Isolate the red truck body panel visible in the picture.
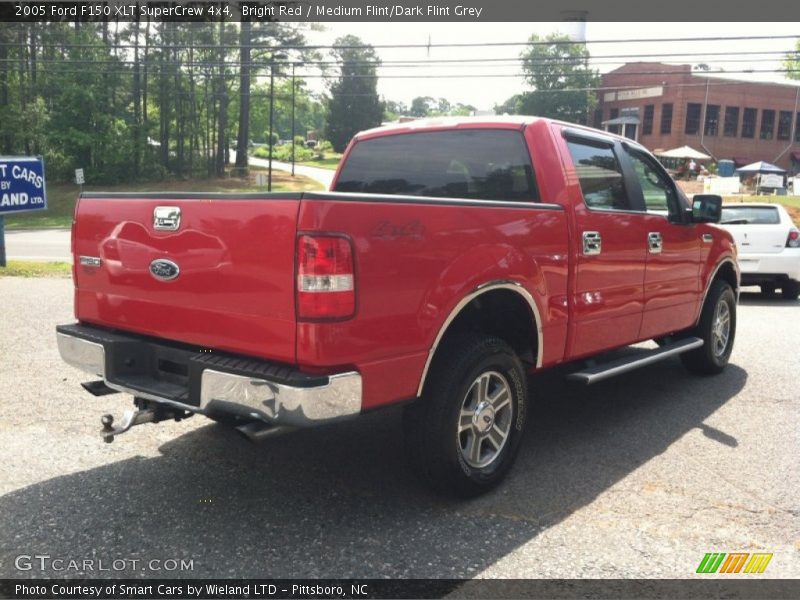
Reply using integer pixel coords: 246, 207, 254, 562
72, 196, 300, 363
296, 196, 570, 409
69, 116, 737, 413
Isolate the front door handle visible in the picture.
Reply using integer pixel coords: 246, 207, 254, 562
648, 232, 663, 254
583, 231, 602, 255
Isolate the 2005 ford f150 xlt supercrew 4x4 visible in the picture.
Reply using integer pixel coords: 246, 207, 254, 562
57, 117, 739, 496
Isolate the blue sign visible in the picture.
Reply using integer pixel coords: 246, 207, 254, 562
0, 156, 47, 215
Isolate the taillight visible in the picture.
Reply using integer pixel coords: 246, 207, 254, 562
296, 234, 356, 320
788, 228, 800, 248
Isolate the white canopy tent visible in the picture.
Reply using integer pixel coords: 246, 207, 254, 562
655, 146, 712, 161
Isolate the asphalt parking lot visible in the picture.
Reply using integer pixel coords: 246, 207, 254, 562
0, 277, 798, 581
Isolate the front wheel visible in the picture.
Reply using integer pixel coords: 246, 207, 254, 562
403, 333, 528, 497
681, 280, 736, 375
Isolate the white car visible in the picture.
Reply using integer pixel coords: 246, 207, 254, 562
719, 203, 800, 299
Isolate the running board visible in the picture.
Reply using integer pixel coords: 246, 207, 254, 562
567, 337, 704, 385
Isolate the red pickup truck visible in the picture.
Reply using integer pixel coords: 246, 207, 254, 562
57, 117, 738, 496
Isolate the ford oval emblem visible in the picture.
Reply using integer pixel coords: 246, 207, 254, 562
149, 258, 180, 281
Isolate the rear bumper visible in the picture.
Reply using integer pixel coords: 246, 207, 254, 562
737, 249, 800, 283
56, 323, 362, 427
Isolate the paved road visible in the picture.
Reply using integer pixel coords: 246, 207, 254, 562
5, 157, 331, 263
245, 155, 335, 189
4, 228, 71, 262
0, 278, 798, 583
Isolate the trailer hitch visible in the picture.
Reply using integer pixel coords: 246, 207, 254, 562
100, 400, 192, 443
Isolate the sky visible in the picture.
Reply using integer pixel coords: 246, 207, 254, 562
289, 22, 800, 111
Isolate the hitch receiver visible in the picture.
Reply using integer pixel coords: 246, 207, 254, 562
100, 400, 192, 443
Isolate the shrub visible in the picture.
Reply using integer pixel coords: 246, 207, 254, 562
252, 143, 314, 162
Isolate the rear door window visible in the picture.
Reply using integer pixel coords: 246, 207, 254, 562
565, 139, 632, 211
334, 129, 538, 202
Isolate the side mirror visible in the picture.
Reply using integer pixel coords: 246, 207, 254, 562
690, 194, 722, 223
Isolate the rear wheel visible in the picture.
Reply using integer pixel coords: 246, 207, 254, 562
404, 333, 528, 497
681, 280, 736, 375
781, 280, 800, 301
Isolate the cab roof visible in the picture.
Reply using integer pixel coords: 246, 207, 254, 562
355, 115, 542, 141
354, 114, 634, 146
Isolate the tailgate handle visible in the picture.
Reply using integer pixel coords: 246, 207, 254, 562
153, 206, 181, 231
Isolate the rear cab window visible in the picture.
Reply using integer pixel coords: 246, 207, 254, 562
721, 206, 781, 225
334, 129, 538, 202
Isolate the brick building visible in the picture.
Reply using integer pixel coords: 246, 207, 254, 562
595, 63, 800, 172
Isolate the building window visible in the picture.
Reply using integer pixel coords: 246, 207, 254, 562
608, 108, 620, 135
777, 111, 793, 141
685, 103, 702, 135
760, 109, 775, 140
742, 108, 757, 139
796, 113, 800, 142
723, 107, 739, 137
660, 103, 673, 134
642, 105, 654, 135
593, 108, 602, 129
704, 105, 720, 136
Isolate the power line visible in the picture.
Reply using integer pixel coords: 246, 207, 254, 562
3, 53, 798, 70
1, 33, 798, 51
7, 66, 798, 78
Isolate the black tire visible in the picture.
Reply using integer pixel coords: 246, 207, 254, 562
781, 280, 800, 301
403, 333, 528, 498
760, 283, 776, 297
680, 280, 736, 375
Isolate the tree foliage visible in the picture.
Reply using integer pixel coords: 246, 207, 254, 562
325, 35, 383, 153
409, 96, 435, 117
395, 96, 476, 119
234, 21, 310, 172
498, 33, 599, 124
785, 40, 800, 80
0, 21, 321, 184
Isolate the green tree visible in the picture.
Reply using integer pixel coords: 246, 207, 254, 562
494, 94, 522, 115
450, 102, 476, 116
246, 78, 324, 143
234, 21, 309, 173
409, 96, 434, 117
325, 35, 383, 152
514, 33, 599, 124
785, 40, 800, 80
383, 99, 407, 121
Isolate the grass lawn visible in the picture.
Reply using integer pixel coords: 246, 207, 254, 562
3, 169, 323, 230
297, 155, 342, 170
0, 260, 71, 278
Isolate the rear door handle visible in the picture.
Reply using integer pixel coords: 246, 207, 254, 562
582, 231, 602, 255
648, 232, 663, 254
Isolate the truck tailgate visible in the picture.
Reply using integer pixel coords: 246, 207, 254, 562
72, 194, 299, 364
